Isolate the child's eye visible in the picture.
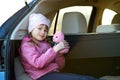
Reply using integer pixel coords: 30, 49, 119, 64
38, 28, 42, 30
44, 29, 48, 32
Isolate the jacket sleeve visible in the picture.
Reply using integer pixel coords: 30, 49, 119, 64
20, 42, 57, 69
55, 54, 65, 70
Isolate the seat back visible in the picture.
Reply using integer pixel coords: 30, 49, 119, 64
96, 13, 120, 33
15, 57, 32, 80
96, 24, 120, 33
112, 14, 120, 24
13, 40, 32, 80
62, 12, 87, 34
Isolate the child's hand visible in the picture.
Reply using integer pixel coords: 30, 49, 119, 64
63, 40, 69, 49
53, 40, 69, 53
53, 41, 65, 53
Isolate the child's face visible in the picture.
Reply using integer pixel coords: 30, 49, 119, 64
31, 24, 48, 41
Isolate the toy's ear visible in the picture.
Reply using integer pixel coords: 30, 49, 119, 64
53, 31, 64, 38
57, 31, 64, 36
61, 32, 64, 36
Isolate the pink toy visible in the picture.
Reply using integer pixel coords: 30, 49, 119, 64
53, 31, 69, 54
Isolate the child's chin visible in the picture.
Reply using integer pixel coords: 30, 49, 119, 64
38, 38, 44, 41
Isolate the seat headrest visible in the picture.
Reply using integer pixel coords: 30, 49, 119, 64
62, 12, 87, 34
96, 24, 120, 33
112, 14, 120, 24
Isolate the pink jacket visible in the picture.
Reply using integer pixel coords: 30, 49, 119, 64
19, 35, 67, 80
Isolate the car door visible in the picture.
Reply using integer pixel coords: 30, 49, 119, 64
0, 0, 36, 80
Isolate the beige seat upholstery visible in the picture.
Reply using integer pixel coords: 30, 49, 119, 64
112, 14, 120, 24
100, 76, 120, 80
15, 57, 32, 80
96, 24, 120, 33
96, 13, 120, 33
62, 12, 87, 34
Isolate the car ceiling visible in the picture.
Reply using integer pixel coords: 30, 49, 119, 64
38, 0, 120, 14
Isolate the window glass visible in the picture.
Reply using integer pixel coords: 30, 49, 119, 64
0, 0, 32, 27
102, 9, 117, 25
48, 6, 92, 35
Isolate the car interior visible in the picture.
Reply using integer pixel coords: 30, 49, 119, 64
0, 0, 120, 80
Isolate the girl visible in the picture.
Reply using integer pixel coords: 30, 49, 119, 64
19, 13, 99, 80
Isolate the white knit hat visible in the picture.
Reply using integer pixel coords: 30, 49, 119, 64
28, 13, 50, 33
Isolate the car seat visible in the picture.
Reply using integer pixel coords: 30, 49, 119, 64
96, 14, 120, 80
111, 13, 120, 24
96, 24, 120, 33
96, 13, 120, 33
62, 12, 87, 34
15, 56, 32, 80
100, 76, 120, 80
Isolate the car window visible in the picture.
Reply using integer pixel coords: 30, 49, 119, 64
102, 9, 117, 25
48, 6, 93, 36
0, 0, 33, 27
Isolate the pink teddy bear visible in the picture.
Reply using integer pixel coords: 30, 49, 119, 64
53, 31, 69, 54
